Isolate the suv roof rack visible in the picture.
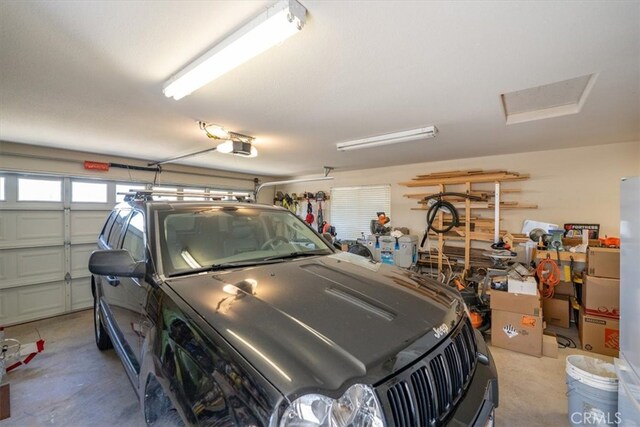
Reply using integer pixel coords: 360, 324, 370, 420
119, 190, 253, 203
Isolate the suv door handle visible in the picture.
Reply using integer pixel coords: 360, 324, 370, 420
107, 276, 120, 286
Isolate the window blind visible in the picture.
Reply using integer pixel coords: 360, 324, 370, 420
330, 185, 391, 240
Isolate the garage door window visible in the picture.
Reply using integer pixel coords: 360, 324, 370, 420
72, 181, 107, 203
18, 178, 62, 201
330, 185, 391, 240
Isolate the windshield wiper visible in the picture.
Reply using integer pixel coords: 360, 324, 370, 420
263, 250, 331, 262
168, 259, 286, 278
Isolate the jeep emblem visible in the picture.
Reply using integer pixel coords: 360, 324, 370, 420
433, 323, 449, 339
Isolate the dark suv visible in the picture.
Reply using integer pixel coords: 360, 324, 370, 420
89, 192, 498, 427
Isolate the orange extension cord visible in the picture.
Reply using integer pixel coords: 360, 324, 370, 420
536, 258, 561, 298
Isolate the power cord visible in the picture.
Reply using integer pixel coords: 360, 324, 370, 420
556, 334, 577, 349
537, 255, 560, 298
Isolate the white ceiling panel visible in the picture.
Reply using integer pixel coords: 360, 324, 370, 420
1, 1, 638, 176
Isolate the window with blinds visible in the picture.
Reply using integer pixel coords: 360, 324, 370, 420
330, 185, 391, 240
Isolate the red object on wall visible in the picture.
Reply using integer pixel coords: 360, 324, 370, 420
83, 161, 110, 171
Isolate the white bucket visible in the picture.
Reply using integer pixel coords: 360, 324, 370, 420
566, 355, 619, 426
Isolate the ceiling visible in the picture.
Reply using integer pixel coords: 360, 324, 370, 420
1, 1, 638, 177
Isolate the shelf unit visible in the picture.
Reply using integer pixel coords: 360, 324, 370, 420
400, 169, 537, 275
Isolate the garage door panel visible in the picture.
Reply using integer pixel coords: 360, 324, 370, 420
71, 244, 96, 278
70, 211, 109, 244
0, 247, 65, 289
0, 214, 5, 242
0, 213, 14, 246
2, 175, 122, 325
17, 211, 64, 242
71, 277, 92, 310
0, 252, 7, 282
0, 250, 16, 286
0, 211, 64, 249
17, 247, 64, 278
17, 282, 66, 317
0, 281, 66, 325
0, 292, 7, 319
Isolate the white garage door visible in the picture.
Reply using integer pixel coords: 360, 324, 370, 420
0, 174, 253, 325
0, 174, 112, 325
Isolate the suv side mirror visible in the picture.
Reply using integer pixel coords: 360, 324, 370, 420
89, 249, 145, 278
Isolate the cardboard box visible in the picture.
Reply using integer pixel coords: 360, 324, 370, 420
579, 308, 620, 357
584, 275, 620, 318
587, 247, 620, 279
508, 276, 537, 295
552, 280, 575, 297
543, 295, 571, 328
563, 223, 600, 239
543, 333, 558, 358
491, 309, 543, 357
491, 289, 541, 316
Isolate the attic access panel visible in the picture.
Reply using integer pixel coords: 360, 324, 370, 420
501, 74, 597, 125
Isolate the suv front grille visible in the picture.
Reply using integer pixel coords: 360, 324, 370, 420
379, 319, 477, 427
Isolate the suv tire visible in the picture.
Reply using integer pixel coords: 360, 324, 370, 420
94, 292, 113, 350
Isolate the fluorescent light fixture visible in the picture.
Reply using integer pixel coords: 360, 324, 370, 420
336, 126, 438, 151
163, 0, 307, 100
216, 140, 258, 157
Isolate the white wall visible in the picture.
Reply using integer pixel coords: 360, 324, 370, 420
279, 141, 640, 239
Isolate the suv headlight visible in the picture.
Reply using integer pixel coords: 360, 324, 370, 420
280, 384, 384, 427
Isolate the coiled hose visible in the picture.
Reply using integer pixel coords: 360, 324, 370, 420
420, 192, 484, 247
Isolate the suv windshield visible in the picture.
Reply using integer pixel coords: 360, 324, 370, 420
157, 205, 333, 276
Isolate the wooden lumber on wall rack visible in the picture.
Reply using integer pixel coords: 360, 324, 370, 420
400, 171, 529, 187
404, 189, 521, 199
426, 230, 529, 243
414, 169, 488, 179
403, 169, 535, 275
411, 202, 537, 210
443, 245, 495, 268
417, 245, 496, 269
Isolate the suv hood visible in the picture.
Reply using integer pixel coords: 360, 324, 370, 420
166, 252, 464, 400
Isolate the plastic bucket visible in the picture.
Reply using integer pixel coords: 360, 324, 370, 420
566, 355, 619, 426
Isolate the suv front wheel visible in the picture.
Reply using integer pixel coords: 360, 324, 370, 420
94, 287, 113, 350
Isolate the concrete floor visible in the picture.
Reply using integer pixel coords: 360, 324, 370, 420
2, 310, 613, 427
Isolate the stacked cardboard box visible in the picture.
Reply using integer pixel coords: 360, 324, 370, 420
543, 294, 571, 328
587, 247, 620, 279
491, 290, 543, 357
581, 247, 620, 357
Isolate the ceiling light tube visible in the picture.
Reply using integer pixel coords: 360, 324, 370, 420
163, 0, 307, 100
336, 126, 438, 151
